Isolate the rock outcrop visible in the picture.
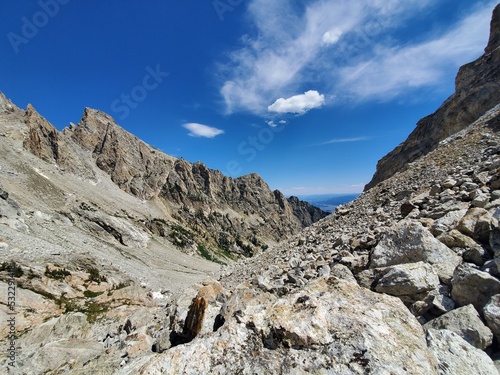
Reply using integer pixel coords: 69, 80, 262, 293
142, 275, 439, 374
365, 4, 500, 190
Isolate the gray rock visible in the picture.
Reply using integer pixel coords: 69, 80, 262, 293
401, 201, 418, 217
472, 193, 490, 208
431, 209, 467, 236
426, 329, 498, 375
370, 220, 461, 284
140, 277, 438, 374
491, 225, 500, 257
431, 294, 455, 315
442, 178, 457, 189
374, 262, 440, 302
483, 258, 500, 277
451, 263, 500, 311
483, 294, 500, 342
463, 245, 490, 267
424, 304, 493, 349
457, 207, 495, 243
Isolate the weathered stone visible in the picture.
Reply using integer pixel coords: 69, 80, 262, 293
140, 278, 438, 374
472, 193, 490, 208
442, 178, 457, 189
463, 245, 490, 267
484, 294, 500, 342
431, 209, 468, 236
401, 201, 418, 217
451, 263, 500, 311
483, 258, 500, 277
491, 224, 500, 256
77, 209, 150, 248
457, 207, 495, 243
431, 294, 455, 315
339, 254, 369, 272
374, 262, 440, 302
424, 304, 493, 349
370, 220, 461, 283
426, 329, 498, 375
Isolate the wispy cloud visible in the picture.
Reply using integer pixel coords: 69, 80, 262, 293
337, 1, 496, 100
315, 136, 371, 146
182, 123, 224, 138
217, 0, 495, 114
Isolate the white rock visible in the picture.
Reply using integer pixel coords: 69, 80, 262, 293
426, 329, 498, 375
374, 261, 440, 300
370, 220, 461, 283
424, 304, 493, 349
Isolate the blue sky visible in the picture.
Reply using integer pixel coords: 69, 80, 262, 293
0, 0, 497, 195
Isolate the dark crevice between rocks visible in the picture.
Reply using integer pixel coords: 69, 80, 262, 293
94, 219, 125, 246
213, 314, 225, 332
263, 327, 286, 350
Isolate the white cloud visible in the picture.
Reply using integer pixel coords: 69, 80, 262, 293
268, 90, 325, 114
322, 29, 343, 45
319, 137, 370, 145
182, 123, 224, 138
217, 0, 495, 113
267, 120, 276, 127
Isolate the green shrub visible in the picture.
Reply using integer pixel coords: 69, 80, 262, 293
1, 261, 23, 277
86, 267, 107, 284
45, 266, 71, 280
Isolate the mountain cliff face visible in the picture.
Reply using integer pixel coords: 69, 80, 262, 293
365, 4, 500, 191
16, 100, 327, 259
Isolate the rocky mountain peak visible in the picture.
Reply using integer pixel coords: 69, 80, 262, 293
0, 91, 20, 114
23, 103, 62, 163
7, 94, 326, 263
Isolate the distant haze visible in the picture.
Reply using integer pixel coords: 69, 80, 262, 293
296, 193, 360, 213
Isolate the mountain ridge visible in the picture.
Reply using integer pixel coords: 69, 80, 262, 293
6, 94, 327, 260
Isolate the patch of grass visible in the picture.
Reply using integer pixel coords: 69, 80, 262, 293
198, 243, 212, 261
169, 223, 194, 248
84, 301, 110, 323
45, 266, 71, 280
56, 293, 79, 313
198, 244, 225, 265
218, 247, 236, 261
